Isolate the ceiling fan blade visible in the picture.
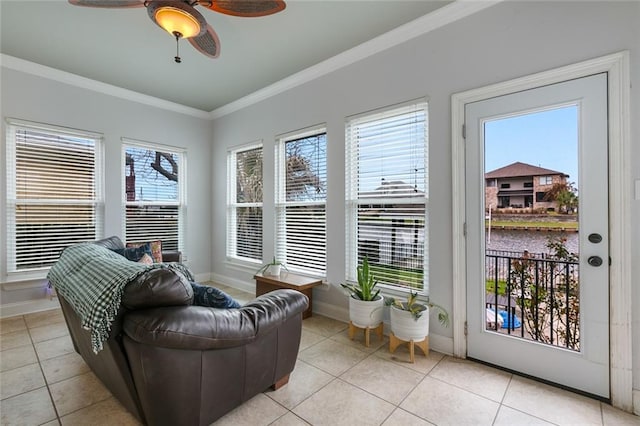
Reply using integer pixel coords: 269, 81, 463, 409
200, 0, 286, 17
68, 0, 145, 8
188, 24, 220, 59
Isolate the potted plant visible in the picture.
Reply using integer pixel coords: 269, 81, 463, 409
340, 257, 384, 346
256, 257, 288, 276
385, 291, 449, 362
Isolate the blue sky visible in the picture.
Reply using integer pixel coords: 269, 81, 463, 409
484, 105, 578, 184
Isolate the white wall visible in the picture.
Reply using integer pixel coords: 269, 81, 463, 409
211, 0, 639, 386
1, 0, 638, 403
0, 68, 213, 309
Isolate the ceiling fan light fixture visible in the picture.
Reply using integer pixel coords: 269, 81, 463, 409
155, 7, 198, 37
147, 1, 206, 39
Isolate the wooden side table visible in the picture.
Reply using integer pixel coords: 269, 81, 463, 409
254, 271, 322, 319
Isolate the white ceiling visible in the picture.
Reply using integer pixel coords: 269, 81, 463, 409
1, 1, 453, 113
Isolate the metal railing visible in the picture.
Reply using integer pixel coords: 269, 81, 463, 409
485, 252, 580, 351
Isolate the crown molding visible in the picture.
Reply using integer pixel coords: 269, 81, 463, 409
0, 54, 211, 120
210, 0, 502, 119
1, 1, 500, 121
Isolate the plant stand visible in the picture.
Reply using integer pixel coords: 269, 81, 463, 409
348, 321, 384, 347
389, 331, 429, 363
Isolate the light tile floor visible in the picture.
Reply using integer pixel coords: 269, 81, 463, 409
1, 284, 639, 426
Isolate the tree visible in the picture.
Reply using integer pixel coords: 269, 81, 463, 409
544, 182, 578, 213
285, 138, 325, 201
508, 236, 580, 350
151, 152, 178, 182
236, 148, 263, 203
125, 149, 178, 202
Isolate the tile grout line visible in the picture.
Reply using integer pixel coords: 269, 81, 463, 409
25, 314, 63, 425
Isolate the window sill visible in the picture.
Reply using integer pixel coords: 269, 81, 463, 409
377, 284, 428, 303
3, 269, 49, 286
1, 277, 49, 291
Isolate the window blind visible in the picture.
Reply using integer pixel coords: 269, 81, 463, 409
122, 141, 185, 253
5, 120, 103, 274
275, 129, 327, 276
227, 143, 263, 262
345, 100, 428, 292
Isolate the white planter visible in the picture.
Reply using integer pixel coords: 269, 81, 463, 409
349, 295, 384, 328
265, 264, 281, 276
390, 305, 429, 342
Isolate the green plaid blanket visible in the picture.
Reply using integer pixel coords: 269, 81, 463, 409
47, 243, 185, 354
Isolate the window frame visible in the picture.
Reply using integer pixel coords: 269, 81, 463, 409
121, 138, 186, 256
539, 176, 553, 185
5, 118, 104, 281
226, 141, 264, 266
275, 125, 327, 278
345, 99, 429, 296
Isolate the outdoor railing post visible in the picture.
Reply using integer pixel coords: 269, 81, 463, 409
565, 262, 570, 348
534, 259, 540, 341
549, 261, 555, 346
519, 257, 525, 338
507, 257, 513, 335
493, 255, 499, 331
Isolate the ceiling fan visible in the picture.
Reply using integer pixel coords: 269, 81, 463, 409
68, 1, 286, 63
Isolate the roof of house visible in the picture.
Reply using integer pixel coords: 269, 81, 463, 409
360, 180, 425, 198
485, 162, 568, 179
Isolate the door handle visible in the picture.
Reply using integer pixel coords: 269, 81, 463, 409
588, 256, 603, 267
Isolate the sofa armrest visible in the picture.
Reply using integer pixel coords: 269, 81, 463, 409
123, 289, 308, 350
162, 250, 182, 263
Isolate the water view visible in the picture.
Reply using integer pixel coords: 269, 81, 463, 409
486, 229, 579, 255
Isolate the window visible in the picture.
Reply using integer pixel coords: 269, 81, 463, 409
345, 100, 428, 293
122, 140, 185, 253
227, 143, 263, 262
536, 191, 548, 202
5, 119, 103, 276
523, 182, 533, 188
275, 127, 327, 276
500, 183, 511, 189
539, 176, 553, 185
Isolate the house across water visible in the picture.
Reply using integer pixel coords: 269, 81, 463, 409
485, 161, 568, 211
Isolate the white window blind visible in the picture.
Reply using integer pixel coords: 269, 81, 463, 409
345, 100, 428, 293
122, 141, 185, 253
275, 128, 327, 276
227, 143, 263, 262
5, 119, 103, 274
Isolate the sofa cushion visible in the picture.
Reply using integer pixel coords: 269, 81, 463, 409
123, 267, 193, 309
127, 240, 162, 263
93, 236, 125, 251
191, 283, 241, 309
138, 253, 153, 265
112, 244, 153, 262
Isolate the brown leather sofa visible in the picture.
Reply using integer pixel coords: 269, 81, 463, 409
56, 236, 309, 426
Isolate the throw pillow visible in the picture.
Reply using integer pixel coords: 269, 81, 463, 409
127, 240, 162, 263
111, 243, 153, 262
137, 253, 154, 265
191, 282, 241, 309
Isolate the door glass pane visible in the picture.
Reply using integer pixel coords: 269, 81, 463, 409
483, 105, 581, 351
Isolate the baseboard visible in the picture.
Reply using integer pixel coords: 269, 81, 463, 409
313, 299, 454, 355
0, 297, 61, 319
193, 272, 213, 283
209, 272, 254, 294
208, 272, 455, 355
313, 299, 350, 324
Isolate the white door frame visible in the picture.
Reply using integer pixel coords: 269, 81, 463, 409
451, 51, 632, 411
